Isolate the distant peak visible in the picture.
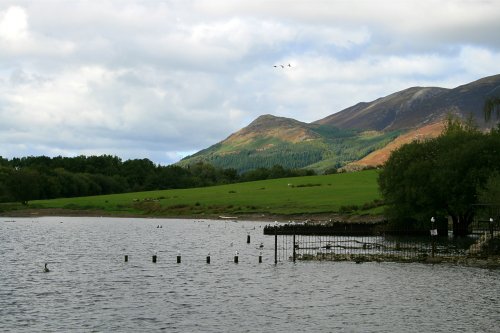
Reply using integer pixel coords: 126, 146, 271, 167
252, 114, 279, 122
224, 113, 317, 145
246, 114, 305, 129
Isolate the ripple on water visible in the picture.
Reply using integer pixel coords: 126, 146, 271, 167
0, 217, 499, 333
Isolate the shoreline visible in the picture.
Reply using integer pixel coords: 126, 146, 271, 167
0, 207, 385, 223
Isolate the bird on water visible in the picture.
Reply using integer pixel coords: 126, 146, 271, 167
44, 263, 50, 273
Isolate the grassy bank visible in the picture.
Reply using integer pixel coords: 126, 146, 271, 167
2, 170, 383, 219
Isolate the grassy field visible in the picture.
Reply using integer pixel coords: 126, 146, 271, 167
10, 170, 383, 219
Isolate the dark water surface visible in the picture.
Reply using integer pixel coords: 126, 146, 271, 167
1, 217, 499, 332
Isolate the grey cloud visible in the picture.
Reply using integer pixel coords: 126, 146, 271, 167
0, 0, 499, 165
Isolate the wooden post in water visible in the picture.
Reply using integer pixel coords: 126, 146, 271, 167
152, 255, 157, 263
124, 255, 128, 262
430, 217, 437, 258
274, 224, 278, 264
247, 234, 251, 244
293, 226, 296, 263
490, 218, 494, 239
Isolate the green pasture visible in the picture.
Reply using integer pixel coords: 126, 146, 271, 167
29, 170, 382, 217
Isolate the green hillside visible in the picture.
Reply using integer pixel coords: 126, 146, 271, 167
179, 115, 401, 173
22, 170, 382, 218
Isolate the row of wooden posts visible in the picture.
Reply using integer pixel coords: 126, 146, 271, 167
123, 252, 264, 264
123, 234, 268, 264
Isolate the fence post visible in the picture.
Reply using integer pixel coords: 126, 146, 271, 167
490, 218, 494, 238
430, 217, 437, 258
293, 225, 296, 263
490, 218, 494, 256
274, 225, 278, 265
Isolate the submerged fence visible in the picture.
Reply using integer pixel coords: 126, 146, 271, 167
275, 233, 472, 263
265, 222, 499, 263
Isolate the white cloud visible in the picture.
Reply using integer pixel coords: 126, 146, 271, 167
0, 6, 75, 58
458, 46, 500, 77
0, 0, 499, 164
0, 6, 28, 41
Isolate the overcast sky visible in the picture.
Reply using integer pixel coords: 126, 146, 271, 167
1, 0, 499, 165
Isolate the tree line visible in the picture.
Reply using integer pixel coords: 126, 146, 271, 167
0, 156, 315, 204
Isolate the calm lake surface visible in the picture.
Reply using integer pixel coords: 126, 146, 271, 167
1, 217, 499, 332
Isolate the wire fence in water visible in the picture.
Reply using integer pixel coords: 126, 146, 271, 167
273, 232, 480, 263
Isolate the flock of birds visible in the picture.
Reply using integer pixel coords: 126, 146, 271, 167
274, 63, 293, 68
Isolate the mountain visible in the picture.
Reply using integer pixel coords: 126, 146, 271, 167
315, 74, 500, 131
180, 74, 500, 173
178, 114, 401, 173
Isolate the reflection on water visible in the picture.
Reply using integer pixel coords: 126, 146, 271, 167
1, 217, 499, 332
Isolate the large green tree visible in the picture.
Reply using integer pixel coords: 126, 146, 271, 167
379, 118, 500, 236
7, 168, 41, 204
479, 173, 500, 207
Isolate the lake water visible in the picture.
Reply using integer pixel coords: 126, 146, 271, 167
1, 217, 499, 332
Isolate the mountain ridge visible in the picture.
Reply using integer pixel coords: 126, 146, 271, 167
179, 74, 500, 172
315, 74, 500, 131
